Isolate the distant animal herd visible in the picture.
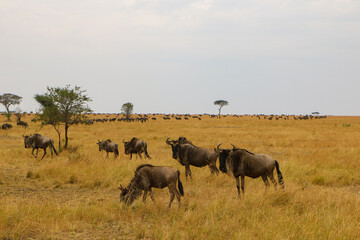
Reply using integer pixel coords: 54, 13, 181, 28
0, 113, 325, 208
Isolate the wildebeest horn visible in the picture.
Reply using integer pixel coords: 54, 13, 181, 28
166, 137, 171, 144
231, 144, 237, 150
217, 143, 223, 150
123, 139, 126, 143
119, 184, 124, 190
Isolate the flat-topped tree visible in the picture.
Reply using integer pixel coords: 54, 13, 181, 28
214, 100, 229, 118
35, 85, 92, 149
0, 93, 22, 121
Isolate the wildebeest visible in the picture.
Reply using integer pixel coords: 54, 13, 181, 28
216, 144, 284, 197
97, 139, 119, 158
123, 137, 151, 159
166, 138, 219, 179
23, 133, 58, 160
17, 121, 28, 128
119, 164, 184, 208
2, 123, 12, 130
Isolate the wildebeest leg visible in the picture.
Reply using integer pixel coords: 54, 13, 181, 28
209, 162, 219, 175
106, 152, 109, 158
268, 172, 278, 190
262, 175, 270, 188
240, 175, 245, 196
50, 146, 54, 157
171, 184, 181, 208
185, 165, 192, 180
236, 176, 241, 197
31, 148, 37, 158
168, 187, 175, 208
130, 153, 132, 160
40, 148, 47, 160
149, 189, 155, 203
142, 190, 148, 203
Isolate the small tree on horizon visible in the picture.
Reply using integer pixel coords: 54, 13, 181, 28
121, 102, 134, 120
214, 100, 229, 118
0, 93, 22, 121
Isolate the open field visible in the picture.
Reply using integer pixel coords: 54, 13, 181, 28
1, 114, 360, 239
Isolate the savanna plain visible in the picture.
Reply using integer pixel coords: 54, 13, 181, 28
0, 114, 359, 239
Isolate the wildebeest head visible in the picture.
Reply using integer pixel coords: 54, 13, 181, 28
166, 137, 192, 160
119, 184, 130, 202
23, 134, 31, 148
123, 139, 131, 154
166, 137, 179, 159
119, 172, 143, 205
215, 144, 236, 173
23, 134, 40, 149
97, 139, 111, 151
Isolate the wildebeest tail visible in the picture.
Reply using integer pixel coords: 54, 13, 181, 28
275, 160, 284, 188
177, 170, 184, 196
144, 143, 151, 159
51, 140, 58, 156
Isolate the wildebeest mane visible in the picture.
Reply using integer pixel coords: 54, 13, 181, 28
135, 164, 154, 172
130, 137, 138, 144
234, 148, 255, 155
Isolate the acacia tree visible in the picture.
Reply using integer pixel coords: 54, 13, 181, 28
35, 85, 92, 149
0, 93, 22, 121
34, 95, 63, 151
121, 102, 133, 120
214, 100, 229, 118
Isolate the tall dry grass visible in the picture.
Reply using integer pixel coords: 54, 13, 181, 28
0, 114, 359, 239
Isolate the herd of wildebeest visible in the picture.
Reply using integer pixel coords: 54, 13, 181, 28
19, 131, 285, 208
1, 113, 326, 208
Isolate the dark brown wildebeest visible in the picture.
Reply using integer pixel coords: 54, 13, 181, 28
166, 138, 219, 179
123, 137, 151, 159
119, 164, 184, 208
216, 144, 284, 197
23, 133, 58, 160
2, 123, 12, 130
17, 121, 28, 128
97, 139, 119, 158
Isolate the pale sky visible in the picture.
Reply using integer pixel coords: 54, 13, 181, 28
1, 0, 359, 115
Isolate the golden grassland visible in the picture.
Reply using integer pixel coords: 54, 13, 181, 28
0, 114, 359, 239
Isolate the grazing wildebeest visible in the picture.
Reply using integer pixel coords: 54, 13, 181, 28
17, 121, 28, 128
119, 164, 184, 208
23, 134, 58, 160
2, 123, 12, 130
216, 144, 284, 197
97, 139, 119, 158
123, 137, 151, 159
166, 138, 219, 179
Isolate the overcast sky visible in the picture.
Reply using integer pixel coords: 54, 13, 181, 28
1, 0, 359, 115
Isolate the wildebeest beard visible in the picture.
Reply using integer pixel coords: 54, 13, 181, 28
174, 144, 186, 165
